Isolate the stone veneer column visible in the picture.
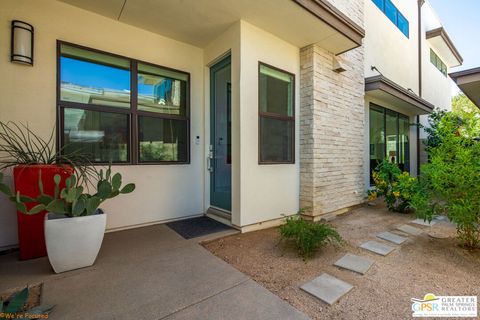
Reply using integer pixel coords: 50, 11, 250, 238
299, 0, 365, 220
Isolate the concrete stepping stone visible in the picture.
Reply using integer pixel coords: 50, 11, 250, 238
433, 215, 450, 222
396, 224, 423, 236
359, 240, 395, 256
410, 218, 437, 227
300, 273, 353, 305
376, 231, 407, 245
334, 253, 374, 275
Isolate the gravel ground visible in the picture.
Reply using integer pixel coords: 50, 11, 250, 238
203, 205, 480, 320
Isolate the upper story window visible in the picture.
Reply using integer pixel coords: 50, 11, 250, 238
258, 63, 295, 164
58, 42, 190, 164
372, 0, 410, 38
430, 49, 447, 77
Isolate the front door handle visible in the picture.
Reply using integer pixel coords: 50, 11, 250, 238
207, 146, 214, 172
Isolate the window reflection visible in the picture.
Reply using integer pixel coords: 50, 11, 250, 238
60, 45, 131, 109
137, 63, 188, 116
138, 116, 187, 162
63, 108, 129, 162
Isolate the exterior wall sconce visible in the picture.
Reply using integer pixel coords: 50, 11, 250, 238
11, 20, 34, 66
333, 57, 347, 73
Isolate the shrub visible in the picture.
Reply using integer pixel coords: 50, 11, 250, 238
411, 111, 480, 248
368, 160, 418, 213
279, 212, 342, 258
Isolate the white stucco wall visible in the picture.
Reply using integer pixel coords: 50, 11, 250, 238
203, 22, 242, 227
419, 1, 453, 139
0, 0, 205, 248
238, 21, 300, 227
364, 0, 419, 93
363, 0, 454, 177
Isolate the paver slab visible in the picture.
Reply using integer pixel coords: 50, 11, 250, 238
396, 224, 423, 236
359, 240, 395, 256
301, 273, 353, 305
377, 231, 407, 244
165, 280, 309, 320
334, 253, 374, 275
410, 219, 437, 226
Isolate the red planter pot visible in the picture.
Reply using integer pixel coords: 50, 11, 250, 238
14, 165, 73, 260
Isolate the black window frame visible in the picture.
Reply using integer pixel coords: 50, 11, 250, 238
369, 103, 410, 184
430, 49, 447, 77
258, 62, 295, 165
56, 40, 191, 165
372, 0, 410, 38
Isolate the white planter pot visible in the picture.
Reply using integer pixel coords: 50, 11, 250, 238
44, 211, 106, 273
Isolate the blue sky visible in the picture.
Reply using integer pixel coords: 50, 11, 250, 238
428, 0, 480, 95
429, 0, 480, 71
61, 57, 153, 95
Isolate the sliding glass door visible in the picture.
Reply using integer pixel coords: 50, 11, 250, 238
369, 104, 410, 183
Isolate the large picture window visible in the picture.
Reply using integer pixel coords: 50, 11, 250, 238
258, 63, 295, 164
369, 104, 410, 184
57, 41, 190, 164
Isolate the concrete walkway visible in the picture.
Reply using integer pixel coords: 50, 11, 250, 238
0, 224, 308, 320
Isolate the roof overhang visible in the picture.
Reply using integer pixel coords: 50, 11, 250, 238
292, 0, 365, 52
59, 0, 365, 54
365, 75, 434, 115
450, 68, 480, 108
426, 27, 463, 68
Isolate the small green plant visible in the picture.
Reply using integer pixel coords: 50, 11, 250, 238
0, 286, 54, 319
0, 166, 135, 217
368, 160, 418, 213
279, 211, 343, 258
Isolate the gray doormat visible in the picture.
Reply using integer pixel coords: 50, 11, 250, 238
167, 216, 233, 239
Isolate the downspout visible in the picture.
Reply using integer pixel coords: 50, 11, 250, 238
416, 0, 425, 176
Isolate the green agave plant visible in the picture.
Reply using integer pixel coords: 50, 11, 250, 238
0, 167, 135, 217
0, 121, 98, 186
0, 287, 54, 320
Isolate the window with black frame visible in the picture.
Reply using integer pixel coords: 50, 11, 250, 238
258, 63, 295, 164
372, 0, 409, 38
369, 104, 410, 184
58, 42, 190, 164
430, 49, 447, 77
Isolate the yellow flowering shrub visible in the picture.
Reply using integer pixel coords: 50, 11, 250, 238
368, 160, 419, 213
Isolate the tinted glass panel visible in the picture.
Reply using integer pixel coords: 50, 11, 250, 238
430, 49, 447, 77
260, 117, 293, 163
137, 63, 188, 116
60, 44, 131, 108
399, 116, 410, 172
63, 108, 129, 162
397, 12, 409, 37
372, 0, 384, 11
259, 65, 293, 116
430, 49, 437, 65
138, 116, 188, 162
369, 106, 385, 183
386, 110, 398, 164
385, 0, 398, 25
369, 105, 411, 184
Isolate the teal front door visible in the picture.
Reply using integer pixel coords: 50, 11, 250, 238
209, 56, 232, 212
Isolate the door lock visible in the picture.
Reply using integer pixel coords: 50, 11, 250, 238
207, 145, 214, 172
